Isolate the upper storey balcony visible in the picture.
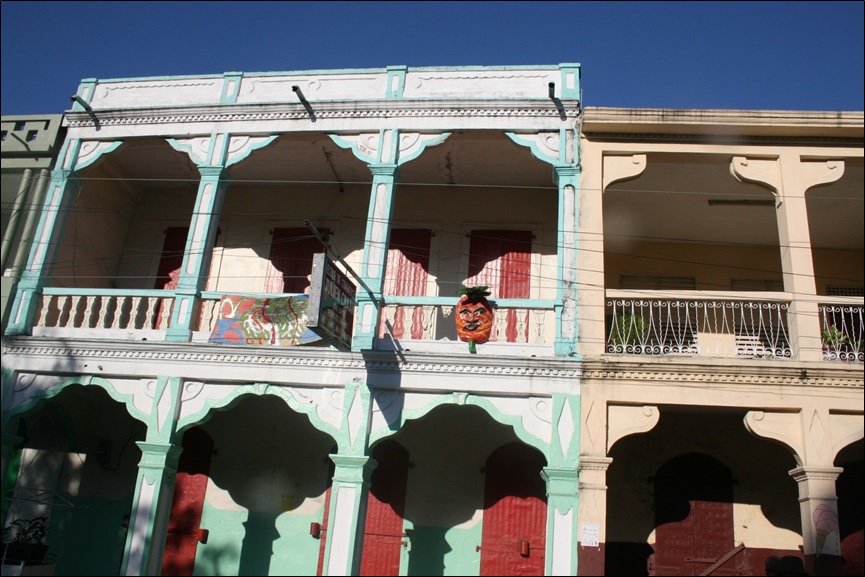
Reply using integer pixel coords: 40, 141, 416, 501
581, 108, 864, 363
17, 131, 563, 355
7, 61, 587, 358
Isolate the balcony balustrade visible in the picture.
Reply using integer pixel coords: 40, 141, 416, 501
25, 288, 863, 363
818, 301, 864, 362
32, 288, 174, 340
605, 290, 793, 359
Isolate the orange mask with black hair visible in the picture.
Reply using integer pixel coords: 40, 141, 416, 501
455, 286, 494, 353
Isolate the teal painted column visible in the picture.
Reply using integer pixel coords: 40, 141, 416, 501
4, 164, 80, 336
352, 162, 399, 350
4, 135, 122, 337
119, 377, 184, 576
542, 392, 581, 576
329, 129, 449, 352
322, 380, 376, 576
505, 127, 581, 358
164, 166, 228, 342
553, 166, 580, 357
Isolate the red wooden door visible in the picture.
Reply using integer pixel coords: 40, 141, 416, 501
161, 428, 213, 576
316, 485, 332, 576
650, 453, 736, 576
380, 229, 431, 339
467, 230, 532, 342
265, 227, 330, 293
480, 443, 547, 576
316, 441, 409, 576
154, 227, 188, 329
361, 440, 410, 575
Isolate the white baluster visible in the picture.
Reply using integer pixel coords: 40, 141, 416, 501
159, 297, 173, 329
532, 310, 545, 344
55, 295, 70, 327
129, 297, 142, 329
96, 296, 110, 328
110, 296, 124, 329
142, 297, 157, 329
423, 305, 436, 340
199, 300, 215, 332
515, 308, 528, 343
84, 296, 98, 328
37, 295, 53, 327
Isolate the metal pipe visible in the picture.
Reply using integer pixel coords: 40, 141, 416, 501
10, 169, 50, 279
0, 169, 34, 270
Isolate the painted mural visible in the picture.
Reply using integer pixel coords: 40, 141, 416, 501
209, 295, 322, 346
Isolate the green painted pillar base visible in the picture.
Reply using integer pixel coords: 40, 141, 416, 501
120, 442, 182, 576
542, 467, 580, 576
322, 455, 376, 576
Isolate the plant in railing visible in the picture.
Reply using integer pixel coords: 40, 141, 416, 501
821, 325, 849, 360
455, 286, 494, 354
1, 516, 50, 564
609, 313, 651, 353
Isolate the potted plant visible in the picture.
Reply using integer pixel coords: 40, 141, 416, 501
821, 325, 849, 360
609, 312, 650, 352
1, 517, 50, 565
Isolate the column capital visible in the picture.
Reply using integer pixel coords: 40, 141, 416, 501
331, 454, 376, 484
789, 466, 844, 484
542, 466, 580, 495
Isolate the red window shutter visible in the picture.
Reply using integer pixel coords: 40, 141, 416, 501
467, 231, 532, 342
265, 227, 329, 293
154, 227, 189, 291
380, 229, 431, 339
383, 229, 431, 297
467, 230, 532, 299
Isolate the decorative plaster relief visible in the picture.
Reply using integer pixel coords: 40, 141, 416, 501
829, 412, 865, 459
583, 401, 605, 454
65, 105, 576, 129
730, 156, 780, 194
74, 141, 123, 170
603, 154, 647, 191
529, 397, 553, 424
224, 135, 278, 167
744, 410, 805, 466
484, 396, 552, 446
801, 159, 844, 190
156, 381, 174, 434
176, 382, 244, 425
808, 409, 826, 457
237, 75, 386, 103
94, 80, 219, 109
557, 399, 575, 458
168, 136, 211, 165
404, 72, 553, 99
607, 405, 659, 452
181, 381, 205, 402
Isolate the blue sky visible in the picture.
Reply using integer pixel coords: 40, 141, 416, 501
2, 1, 863, 115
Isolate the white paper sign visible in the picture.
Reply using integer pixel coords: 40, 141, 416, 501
581, 522, 599, 547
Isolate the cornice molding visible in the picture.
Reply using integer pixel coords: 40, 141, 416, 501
1, 338, 581, 379
581, 131, 864, 147
65, 99, 581, 129
580, 358, 863, 388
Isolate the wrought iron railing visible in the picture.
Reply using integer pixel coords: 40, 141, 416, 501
818, 302, 864, 362
605, 292, 791, 358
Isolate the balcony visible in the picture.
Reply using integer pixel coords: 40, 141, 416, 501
27, 289, 560, 357
818, 300, 864, 362
605, 290, 792, 359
